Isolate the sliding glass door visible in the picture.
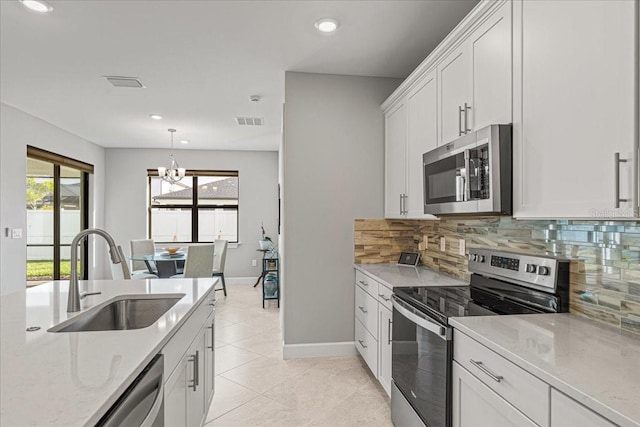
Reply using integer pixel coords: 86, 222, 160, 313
26, 148, 91, 285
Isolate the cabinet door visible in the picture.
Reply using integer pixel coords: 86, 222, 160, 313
378, 305, 392, 397
385, 102, 408, 218
439, 45, 470, 145
204, 313, 215, 406
469, 1, 512, 130
452, 362, 538, 427
164, 355, 189, 427
406, 70, 438, 218
187, 327, 207, 427
513, 0, 637, 218
551, 389, 616, 427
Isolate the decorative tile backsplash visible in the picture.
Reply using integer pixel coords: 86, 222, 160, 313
354, 217, 640, 335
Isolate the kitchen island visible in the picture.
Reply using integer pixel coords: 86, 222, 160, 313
0, 278, 217, 426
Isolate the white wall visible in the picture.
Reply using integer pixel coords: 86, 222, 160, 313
282, 72, 401, 356
104, 148, 278, 278
0, 103, 107, 296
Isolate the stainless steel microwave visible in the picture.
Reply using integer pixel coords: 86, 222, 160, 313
423, 124, 512, 215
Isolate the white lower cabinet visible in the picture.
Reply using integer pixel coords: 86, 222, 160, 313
454, 329, 620, 427
378, 305, 392, 396
551, 389, 616, 427
163, 290, 216, 427
452, 361, 537, 427
354, 269, 393, 397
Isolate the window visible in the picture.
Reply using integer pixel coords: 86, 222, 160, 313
26, 147, 91, 285
148, 171, 239, 243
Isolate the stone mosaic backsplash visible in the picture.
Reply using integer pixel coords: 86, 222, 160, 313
354, 217, 640, 335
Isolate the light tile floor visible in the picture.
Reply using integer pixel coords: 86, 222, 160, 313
206, 281, 393, 426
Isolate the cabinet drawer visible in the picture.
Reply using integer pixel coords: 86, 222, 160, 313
377, 282, 393, 310
551, 389, 616, 427
355, 270, 377, 298
453, 330, 549, 427
355, 284, 378, 338
355, 318, 378, 377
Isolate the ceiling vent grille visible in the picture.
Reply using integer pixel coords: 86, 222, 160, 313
235, 117, 264, 126
103, 76, 145, 88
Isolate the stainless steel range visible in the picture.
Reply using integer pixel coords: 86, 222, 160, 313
390, 248, 570, 427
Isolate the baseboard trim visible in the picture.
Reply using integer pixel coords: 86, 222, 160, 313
224, 277, 258, 285
283, 341, 357, 359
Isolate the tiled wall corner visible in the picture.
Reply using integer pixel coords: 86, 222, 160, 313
354, 217, 640, 335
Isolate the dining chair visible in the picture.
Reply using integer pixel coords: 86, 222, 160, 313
111, 246, 158, 280
171, 244, 215, 279
130, 239, 156, 275
212, 239, 228, 296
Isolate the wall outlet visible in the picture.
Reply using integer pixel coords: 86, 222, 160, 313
251, 259, 257, 267
5, 228, 22, 239
458, 238, 466, 256
440, 237, 446, 252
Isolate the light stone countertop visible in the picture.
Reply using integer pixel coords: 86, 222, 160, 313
0, 278, 217, 427
354, 263, 468, 289
450, 314, 640, 427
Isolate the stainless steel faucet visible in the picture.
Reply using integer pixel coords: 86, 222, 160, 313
68, 228, 122, 312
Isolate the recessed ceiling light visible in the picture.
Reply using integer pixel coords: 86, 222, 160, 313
150, 114, 163, 120
180, 140, 190, 145
19, 0, 53, 13
314, 18, 339, 33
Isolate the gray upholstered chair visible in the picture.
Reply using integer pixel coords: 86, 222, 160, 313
111, 246, 158, 280
130, 239, 156, 275
212, 239, 228, 296
171, 244, 215, 279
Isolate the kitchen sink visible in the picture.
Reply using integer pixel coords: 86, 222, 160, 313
48, 294, 185, 332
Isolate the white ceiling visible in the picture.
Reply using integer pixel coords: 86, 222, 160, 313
0, 0, 478, 151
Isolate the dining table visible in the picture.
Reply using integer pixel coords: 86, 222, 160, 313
129, 251, 187, 278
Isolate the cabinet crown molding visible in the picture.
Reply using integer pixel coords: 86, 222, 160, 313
381, 0, 508, 112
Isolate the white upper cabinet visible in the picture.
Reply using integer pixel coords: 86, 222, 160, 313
384, 102, 408, 218
439, 1, 512, 145
406, 70, 438, 218
469, 2, 512, 130
513, 0, 638, 218
439, 46, 471, 144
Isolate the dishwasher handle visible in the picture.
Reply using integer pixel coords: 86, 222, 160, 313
97, 354, 164, 427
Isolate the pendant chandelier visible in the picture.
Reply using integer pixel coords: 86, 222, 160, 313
158, 128, 185, 183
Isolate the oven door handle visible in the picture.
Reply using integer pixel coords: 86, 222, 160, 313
392, 295, 449, 341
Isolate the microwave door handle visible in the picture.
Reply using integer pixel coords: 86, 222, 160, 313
464, 149, 471, 201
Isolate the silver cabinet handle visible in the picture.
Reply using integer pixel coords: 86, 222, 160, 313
615, 152, 630, 208
358, 305, 368, 314
464, 102, 472, 133
378, 293, 390, 302
207, 324, 214, 351
459, 105, 464, 136
188, 351, 199, 390
470, 359, 503, 383
388, 318, 392, 345
357, 339, 367, 349
358, 280, 368, 287
403, 194, 408, 215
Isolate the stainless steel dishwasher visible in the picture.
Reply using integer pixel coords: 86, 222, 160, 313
96, 354, 164, 427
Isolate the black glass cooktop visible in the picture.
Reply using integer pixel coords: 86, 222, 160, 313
393, 275, 563, 326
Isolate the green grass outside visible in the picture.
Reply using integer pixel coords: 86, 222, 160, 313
27, 260, 76, 280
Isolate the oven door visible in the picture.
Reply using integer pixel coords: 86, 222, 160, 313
392, 295, 451, 427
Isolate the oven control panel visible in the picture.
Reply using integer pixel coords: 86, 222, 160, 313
467, 248, 569, 291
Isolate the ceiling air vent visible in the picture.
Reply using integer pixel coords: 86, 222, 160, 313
103, 76, 145, 88
235, 117, 264, 126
